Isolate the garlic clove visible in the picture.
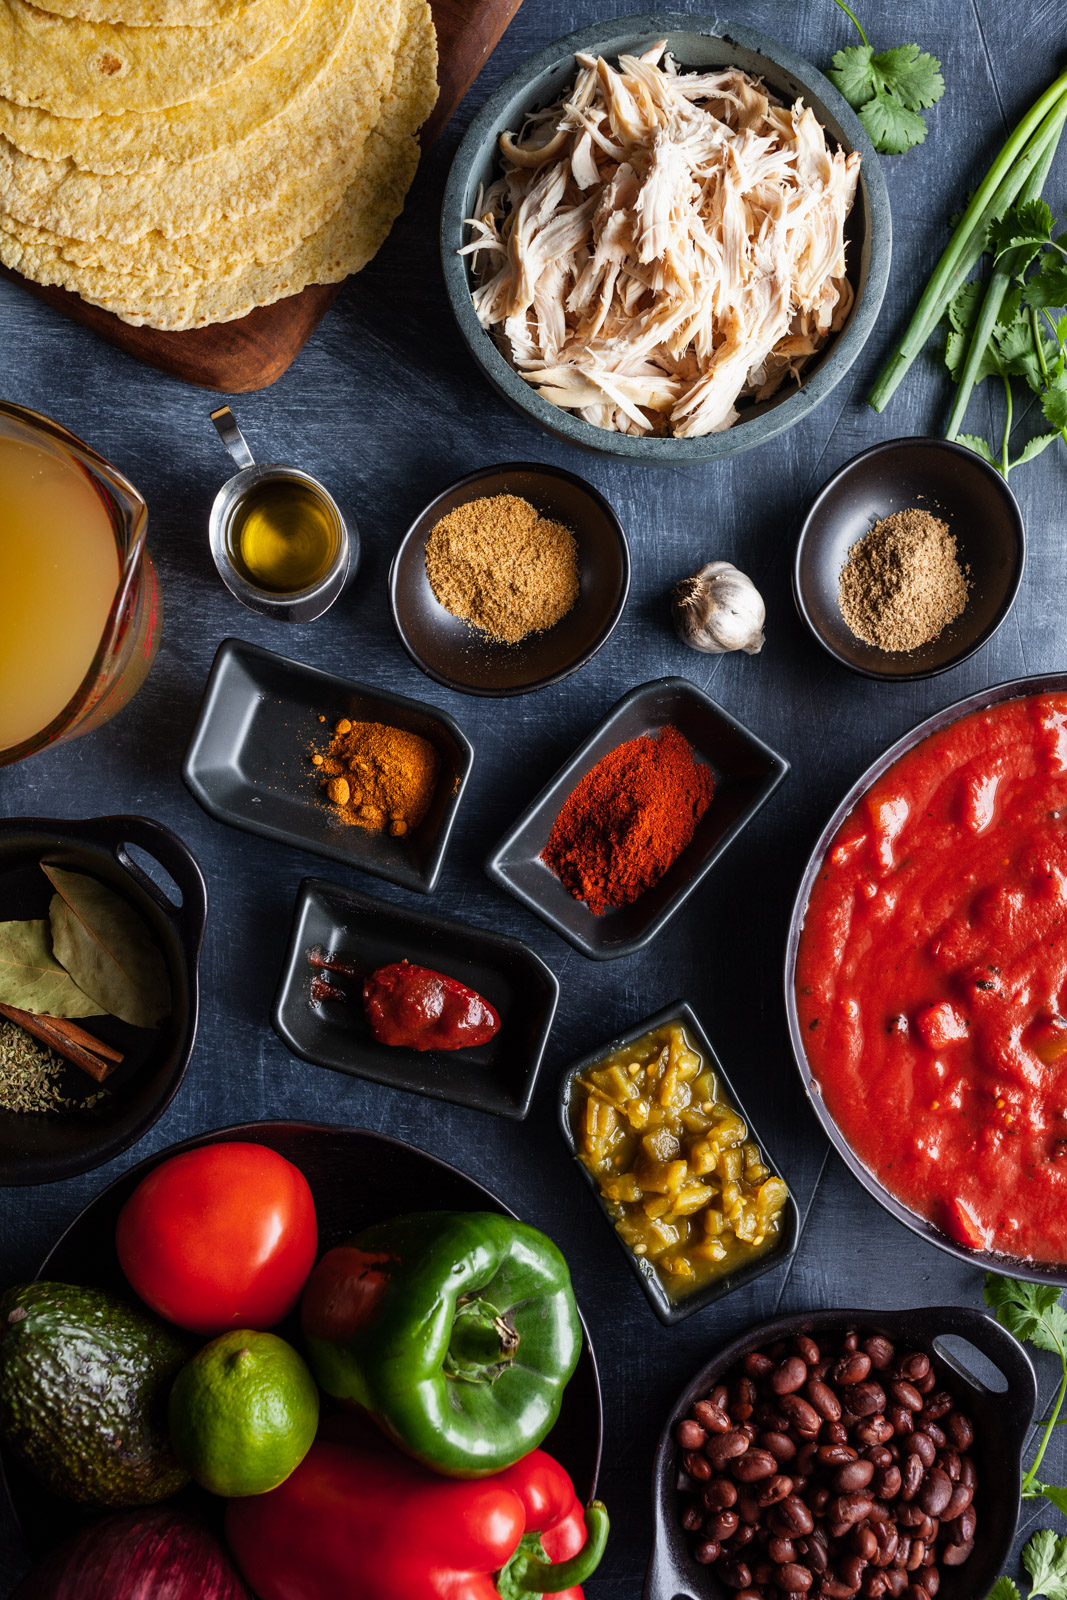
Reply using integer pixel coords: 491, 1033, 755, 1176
672, 560, 765, 655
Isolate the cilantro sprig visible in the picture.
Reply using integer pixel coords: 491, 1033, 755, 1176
984, 1278, 1067, 1598
828, 0, 945, 154
943, 195, 1067, 476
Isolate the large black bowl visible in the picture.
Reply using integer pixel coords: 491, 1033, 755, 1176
645, 1305, 1036, 1600
0, 815, 206, 1185
1, 1119, 603, 1560
785, 671, 1067, 1283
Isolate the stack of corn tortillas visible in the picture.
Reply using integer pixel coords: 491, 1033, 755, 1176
0, 0, 437, 328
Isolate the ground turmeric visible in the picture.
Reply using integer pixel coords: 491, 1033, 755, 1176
314, 717, 440, 837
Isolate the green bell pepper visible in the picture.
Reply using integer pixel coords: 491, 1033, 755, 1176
300, 1212, 582, 1478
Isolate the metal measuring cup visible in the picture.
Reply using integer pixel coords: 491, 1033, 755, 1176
208, 406, 358, 623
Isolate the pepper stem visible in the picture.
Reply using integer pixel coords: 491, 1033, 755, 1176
505, 1503, 610, 1595
443, 1297, 519, 1382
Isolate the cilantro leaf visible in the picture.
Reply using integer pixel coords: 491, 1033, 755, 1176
947, 280, 982, 334
872, 43, 945, 110
829, 45, 877, 107
957, 433, 998, 465
1023, 1529, 1067, 1599
1011, 431, 1060, 468
990, 198, 1055, 258
1042, 384, 1067, 432
827, 9, 944, 154
987, 1579, 1022, 1600
985, 1275, 1067, 1349
995, 315, 1045, 393
1037, 1482, 1067, 1518
1025, 257, 1067, 310
945, 326, 1001, 383
860, 96, 929, 154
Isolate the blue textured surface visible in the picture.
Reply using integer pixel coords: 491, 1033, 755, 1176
1, 1, 1066, 1593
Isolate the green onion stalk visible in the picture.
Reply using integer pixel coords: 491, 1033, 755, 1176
869, 70, 1067, 413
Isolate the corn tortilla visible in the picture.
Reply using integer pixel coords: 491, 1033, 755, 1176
0, 0, 359, 170
31, 0, 250, 25
0, 0, 308, 116
0, 0, 436, 327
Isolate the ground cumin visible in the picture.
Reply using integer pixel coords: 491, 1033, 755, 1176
425, 493, 580, 645
542, 725, 716, 915
838, 508, 969, 652
312, 718, 439, 837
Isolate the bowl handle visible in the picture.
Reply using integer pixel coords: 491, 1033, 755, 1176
643, 1462, 694, 1600
925, 1303, 1038, 1449
71, 814, 209, 972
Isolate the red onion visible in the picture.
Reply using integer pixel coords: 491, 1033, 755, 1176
11, 1507, 250, 1600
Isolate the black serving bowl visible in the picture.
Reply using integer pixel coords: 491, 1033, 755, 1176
794, 438, 1025, 680
486, 678, 788, 960
785, 670, 1067, 1284
271, 877, 559, 1119
644, 1304, 1036, 1600
1, 1119, 602, 1559
0, 815, 206, 1185
389, 463, 630, 696
559, 1001, 799, 1326
182, 638, 474, 894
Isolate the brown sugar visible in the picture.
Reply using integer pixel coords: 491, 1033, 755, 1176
424, 493, 580, 645
838, 508, 969, 652
314, 718, 440, 836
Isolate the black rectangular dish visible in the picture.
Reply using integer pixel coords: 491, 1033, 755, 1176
559, 999, 799, 1325
485, 677, 788, 959
182, 639, 474, 894
272, 877, 560, 1118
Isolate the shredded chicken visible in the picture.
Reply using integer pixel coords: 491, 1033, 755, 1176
461, 47, 860, 438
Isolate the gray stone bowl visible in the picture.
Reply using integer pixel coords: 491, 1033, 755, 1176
441, 12, 892, 465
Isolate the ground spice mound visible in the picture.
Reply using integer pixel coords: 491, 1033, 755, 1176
425, 493, 580, 645
542, 725, 716, 916
313, 718, 440, 837
838, 508, 969, 652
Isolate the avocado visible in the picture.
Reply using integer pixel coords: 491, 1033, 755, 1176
0, 1281, 191, 1506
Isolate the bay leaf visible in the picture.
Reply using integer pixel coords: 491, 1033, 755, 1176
0, 919, 107, 1016
44, 865, 172, 1029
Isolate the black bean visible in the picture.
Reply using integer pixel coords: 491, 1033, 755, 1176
773, 1356, 810, 1395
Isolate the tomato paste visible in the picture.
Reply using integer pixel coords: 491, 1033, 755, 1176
796, 692, 1067, 1264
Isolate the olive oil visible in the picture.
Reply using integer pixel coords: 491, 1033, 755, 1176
0, 435, 121, 751
226, 478, 339, 594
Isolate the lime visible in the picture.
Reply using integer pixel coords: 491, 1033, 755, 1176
169, 1329, 318, 1497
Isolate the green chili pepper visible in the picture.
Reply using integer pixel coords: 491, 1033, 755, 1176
299, 1212, 583, 1478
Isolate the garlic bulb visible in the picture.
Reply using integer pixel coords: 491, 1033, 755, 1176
672, 561, 765, 655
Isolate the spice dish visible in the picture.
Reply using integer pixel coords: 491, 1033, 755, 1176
182, 639, 473, 894
441, 13, 890, 463
272, 878, 559, 1119
644, 1305, 1037, 1600
794, 438, 1025, 681
389, 462, 630, 696
0, 815, 206, 1186
560, 1001, 797, 1326
786, 671, 1067, 1285
486, 678, 788, 960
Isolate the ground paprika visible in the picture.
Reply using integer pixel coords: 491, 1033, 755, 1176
541, 724, 715, 915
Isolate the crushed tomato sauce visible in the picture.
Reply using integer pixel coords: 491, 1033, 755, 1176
796, 692, 1067, 1264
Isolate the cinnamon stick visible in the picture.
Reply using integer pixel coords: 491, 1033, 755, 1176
0, 1004, 121, 1084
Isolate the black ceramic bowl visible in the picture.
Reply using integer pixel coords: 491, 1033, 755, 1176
1, 1119, 602, 1560
486, 678, 789, 960
794, 438, 1025, 680
441, 14, 891, 464
785, 670, 1067, 1285
0, 815, 205, 1186
644, 1305, 1036, 1600
389, 463, 630, 696
271, 877, 560, 1119
182, 639, 474, 894
559, 1001, 799, 1326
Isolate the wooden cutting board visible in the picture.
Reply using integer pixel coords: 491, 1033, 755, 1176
0, 0, 522, 391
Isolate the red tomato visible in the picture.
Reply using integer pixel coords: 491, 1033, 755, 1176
115, 1141, 318, 1335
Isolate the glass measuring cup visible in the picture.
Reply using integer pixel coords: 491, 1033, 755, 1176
0, 401, 161, 769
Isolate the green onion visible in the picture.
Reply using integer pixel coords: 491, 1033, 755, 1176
869, 70, 1067, 412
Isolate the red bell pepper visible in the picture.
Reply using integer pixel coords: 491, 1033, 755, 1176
224, 1417, 608, 1600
